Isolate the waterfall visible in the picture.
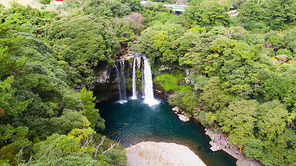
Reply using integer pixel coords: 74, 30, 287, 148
115, 61, 127, 103
142, 59, 144, 98
143, 56, 159, 106
131, 56, 137, 99
120, 61, 127, 101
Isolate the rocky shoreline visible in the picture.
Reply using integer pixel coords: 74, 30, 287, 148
205, 129, 264, 166
171, 106, 190, 122
125, 141, 206, 166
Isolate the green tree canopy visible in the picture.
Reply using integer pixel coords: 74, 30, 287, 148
218, 99, 258, 145
43, 16, 120, 87
79, 87, 105, 130
238, 2, 263, 28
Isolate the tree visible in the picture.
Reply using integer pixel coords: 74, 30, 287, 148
284, 30, 296, 53
238, 2, 263, 28
43, 16, 120, 87
0, 25, 31, 117
131, 24, 187, 63
257, 100, 288, 140
201, 2, 230, 26
266, 35, 283, 50
0, 77, 32, 117
218, 99, 258, 145
245, 34, 265, 46
20, 153, 107, 166
122, 0, 142, 12
176, 32, 214, 66
181, 2, 229, 28
0, 125, 31, 165
200, 77, 232, 112
264, 0, 296, 30
79, 87, 105, 130
259, 72, 290, 100
260, 128, 296, 166
244, 139, 264, 160
0, 25, 26, 79
49, 109, 88, 135
39, 0, 52, 4
232, 0, 247, 8
84, 0, 132, 17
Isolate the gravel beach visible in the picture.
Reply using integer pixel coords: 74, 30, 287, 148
125, 141, 207, 166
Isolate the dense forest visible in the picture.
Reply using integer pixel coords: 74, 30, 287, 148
1, 0, 296, 165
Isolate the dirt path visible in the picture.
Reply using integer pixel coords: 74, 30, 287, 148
205, 129, 263, 166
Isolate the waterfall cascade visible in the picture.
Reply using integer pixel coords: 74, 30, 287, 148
114, 54, 159, 106
120, 61, 127, 101
131, 56, 137, 99
143, 56, 159, 106
115, 61, 127, 103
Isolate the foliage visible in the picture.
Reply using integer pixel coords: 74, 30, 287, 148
146, 11, 174, 27
276, 49, 293, 60
20, 153, 106, 166
266, 35, 283, 50
83, 0, 132, 18
218, 100, 258, 145
257, 100, 288, 140
1, 4, 58, 31
154, 69, 191, 92
237, 2, 263, 29
176, 32, 215, 66
21, 133, 107, 166
168, 90, 199, 114
245, 34, 265, 46
180, 2, 230, 28
132, 23, 187, 63
244, 139, 264, 160
189, 25, 207, 34
119, 0, 142, 12
0, 25, 26, 79
43, 16, 120, 87
284, 30, 296, 53
39, 0, 52, 4
199, 77, 232, 112
79, 87, 105, 130
141, 3, 170, 26
109, 15, 142, 43
265, 0, 296, 30
3, 1, 296, 165
0, 76, 32, 117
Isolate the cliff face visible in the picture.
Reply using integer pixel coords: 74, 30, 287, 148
91, 59, 131, 102
90, 54, 195, 103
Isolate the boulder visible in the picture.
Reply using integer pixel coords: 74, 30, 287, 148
172, 106, 180, 113
178, 114, 189, 122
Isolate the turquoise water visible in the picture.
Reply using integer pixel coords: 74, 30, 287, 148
97, 98, 236, 166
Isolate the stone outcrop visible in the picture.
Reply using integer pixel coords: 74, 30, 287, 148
178, 114, 190, 122
172, 106, 190, 122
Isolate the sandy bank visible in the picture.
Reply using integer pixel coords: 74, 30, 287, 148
125, 141, 206, 166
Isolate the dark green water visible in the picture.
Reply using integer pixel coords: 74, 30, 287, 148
97, 98, 236, 166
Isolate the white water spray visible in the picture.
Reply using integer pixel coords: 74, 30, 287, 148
115, 61, 127, 104
131, 56, 137, 99
143, 56, 159, 106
